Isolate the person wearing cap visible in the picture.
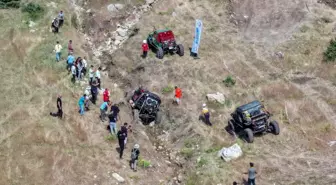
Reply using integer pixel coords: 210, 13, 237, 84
130, 144, 140, 172
142, 40, 149, 58
201, 104, 212, 126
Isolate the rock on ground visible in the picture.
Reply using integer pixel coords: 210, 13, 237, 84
206, 92, 225, 104
112, 173, 125, 183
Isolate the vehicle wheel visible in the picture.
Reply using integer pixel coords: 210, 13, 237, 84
157, 47, 164, 59
244, 128, 254, 143
269, 121, 280, 135
228, 119, 235, 132
177, 44, 184, 56
155, 111, 162, 124
133, 109, 139, 124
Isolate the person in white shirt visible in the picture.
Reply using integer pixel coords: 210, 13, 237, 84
89, 65, 94, 85
71, 65, 76, 83
82, 56, 88, 76
54, 41, 62, 62
96, 67, 101, 89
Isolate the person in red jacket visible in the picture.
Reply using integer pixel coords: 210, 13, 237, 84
174, 86, 182, 105
142, 40, 149, 58
103, 88, 110, 102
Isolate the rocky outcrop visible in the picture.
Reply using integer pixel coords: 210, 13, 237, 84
206, 92, 225, 104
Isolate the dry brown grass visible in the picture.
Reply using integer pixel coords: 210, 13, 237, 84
1, 0, 336, 185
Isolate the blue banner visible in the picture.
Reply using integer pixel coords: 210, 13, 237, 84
191, 19, 203, 54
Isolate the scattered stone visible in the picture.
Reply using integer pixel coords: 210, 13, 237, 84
177, 174, 183, 182
172, 12, 177, 17
112, 173, 125, 183
158, 146, 163, 150
94, 175, 97, 179
328, 140, 336, 147
218, 143, 243, 162
29, 21, 36, 28
146, 0, 155, 5
206, 92, 225, 104
114, 4, 124, 10
113, 83, 118, 88
107, 4, 124, 12
149, 121, 155, 127
275, 51, 284, 59
243, 15, 249, 19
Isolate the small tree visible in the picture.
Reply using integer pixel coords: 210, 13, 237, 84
324, 39, 336, 62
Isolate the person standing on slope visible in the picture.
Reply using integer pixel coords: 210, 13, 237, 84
142, 40, 149, 58
54, 41, 62, 62
103, 88, 110, 102
245, 162, 257, 185
130, 144, 140, 172
117, 128, 127, 159
100, 100, 110, 122
78, 94, 86, 115
174, 86, 182, 105
201, 103, 212, 126
58, 10, 64, 27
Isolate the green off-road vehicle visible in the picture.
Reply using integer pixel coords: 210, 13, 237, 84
228, 100, 280, 143
147, 29, 184, 59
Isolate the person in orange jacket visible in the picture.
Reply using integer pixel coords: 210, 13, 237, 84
174, 86, 182, 105
142, 40, 149, 58
103, 88, 110, 102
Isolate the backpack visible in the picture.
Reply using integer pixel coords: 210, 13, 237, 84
131, 149, 138, 160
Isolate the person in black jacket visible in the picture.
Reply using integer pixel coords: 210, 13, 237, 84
117, 129, 127, 159
90, 80, 98, 105
50, 94, 62, 119
130, 144, 140, 172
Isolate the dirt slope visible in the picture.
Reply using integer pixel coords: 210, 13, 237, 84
0, 0, 336, 185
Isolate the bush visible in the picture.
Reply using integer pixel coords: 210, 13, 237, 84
0, 0, 21, 9
180, 148, 193, 159
324, 39, 336, 62
105, 134, 116, 142
138, 157, 151, 168
223, 75, 236, 87
21, 2, 44, 20
162, 85, 174, 94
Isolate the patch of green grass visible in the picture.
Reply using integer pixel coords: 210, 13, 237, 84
21, 2, 44, 20
197, 157, 208, 167
138, 157, 151, 168
162, 85, 174, 94
321, 123, 332, 133
0, 0, 21, 9
105, 134, 117, 142
300, 25, 309, 33
324, 39, 336, 62
223, 75, 236, 87
180, 148, 193, 159
205, 146, 221, 153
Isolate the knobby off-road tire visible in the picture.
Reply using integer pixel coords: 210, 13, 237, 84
133, 109, 139, 124
155, 111, 162, 124
228, 119, 235, 133
244, 128, 254, 143
270, 121, 280, 135
177, 44, 184, 56
157, 47, 164, 59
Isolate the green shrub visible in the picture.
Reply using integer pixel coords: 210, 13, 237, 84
223, 75, 236, 87
105, 134, 116, 142
180, 148, 193, 159
138, 157, 151, 168
71, 13, 79, 29
0, 0, 21, 9
324, 39, 336, 62
162, 85, 174, 94
197, 157, 207, 167
21, 2, 44, 20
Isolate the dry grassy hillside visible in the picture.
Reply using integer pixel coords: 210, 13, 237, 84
0, 0, 336, 185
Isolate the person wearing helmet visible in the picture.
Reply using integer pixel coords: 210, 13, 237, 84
201, 103, 212, 126
142, 40, 149, 58
130, 144, 140, 172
